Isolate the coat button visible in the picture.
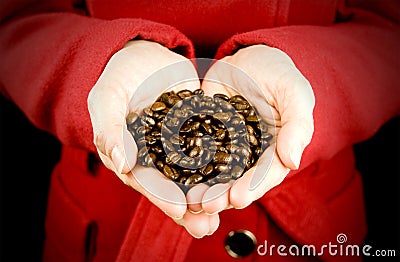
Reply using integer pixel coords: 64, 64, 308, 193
224, 230, 257, 258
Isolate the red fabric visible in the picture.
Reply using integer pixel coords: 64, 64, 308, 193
0, 1, 195, 152
215, 8, 400, 172
0, 0, 399, 261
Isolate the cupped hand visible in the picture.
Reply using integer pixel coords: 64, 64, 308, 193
188, 44, 315, 214
88, 40, 217, 238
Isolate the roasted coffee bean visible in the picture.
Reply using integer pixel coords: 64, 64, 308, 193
153, 112, 165, 120
226, 144, 240, 154
215, 164, 229, 173
193, 89, 204, 96
200, 113, 209, 120
144, 136, 157, 145
231, 165, 244, 179
249, 134, 258, 147
136, 126, 147, 136
181, 169, 196, 176
138, 146, 148, 158
254, 147, 263, 156
141, 116, 156, 126
230, 116, 245, 127
179, 123, 191, 133
214, 129, 226, 140
163, 140, 175, 152
161, 124, 173, 135
230, 95, 247, 103
191, 121, 201, 130
213, 152, 232, 164
261, 132, 273, 141
143, 108, 154, 117
151, 146, 164, 155
246, 125, 255, 135
185, 174, 203, 185
163, 165, 179, 180
159, 93, 169, 103
214, 112, 231, 122
257, 122, 269, 133
166, 151, 181, 165
201, 123, 213, 135
136, 137, 147, 148
174, 109, 184, 118
214, 93, 229, 101
231, 154, 241, 163
189, 146, 203, 158
218, 146, 229, 154
144, 153, 157, 166
126, 112, 139, 125
167, 95, 181, 107
203, 149, 214, 162
233, 102, 249, 110
178, 176, 187, 184
200, 164, 214, 176
192, 130, 204, 137
170, 134, 184, 145
246, 115, 259, 123
177, 89, 193, 99
127, 88, 274, 188
193, 136, 203, 147
216, 173, 232, 183
156, 160, 164, 170
261, 139, 270, 149
180, 156, 195, 167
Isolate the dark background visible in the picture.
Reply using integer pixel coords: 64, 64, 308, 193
0, 95, 399, 261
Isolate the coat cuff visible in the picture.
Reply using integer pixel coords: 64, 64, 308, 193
0, 14, 195, 152
56, 17, 195, 152
214, 13, 400, 170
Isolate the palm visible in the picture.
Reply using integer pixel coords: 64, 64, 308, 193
189, 45, 314, 212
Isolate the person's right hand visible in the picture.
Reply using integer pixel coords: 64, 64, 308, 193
87, 40, 219, 238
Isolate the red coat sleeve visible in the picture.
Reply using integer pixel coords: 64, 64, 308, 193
0, 1, 194, 152
215, 5, 400, 170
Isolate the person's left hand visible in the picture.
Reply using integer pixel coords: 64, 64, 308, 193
186, 44, 315, 215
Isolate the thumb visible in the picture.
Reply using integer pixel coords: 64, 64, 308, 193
276, 76, 315, 170
88, 85, 137, 174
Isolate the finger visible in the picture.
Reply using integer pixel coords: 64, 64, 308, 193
128, 61, 200, 113
229, 147, 289, 209
175, 211, 216, 238
129, 165, 187, 219
202, 183, 231, 215
186, 183, 209, 213
202, 59, 279, 127
275, 74, 315, 169
94, 125, 136, 175
201, 59, 239, 97
207, 213, 220, 235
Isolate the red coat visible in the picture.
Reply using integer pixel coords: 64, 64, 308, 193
0, 0, 399, 261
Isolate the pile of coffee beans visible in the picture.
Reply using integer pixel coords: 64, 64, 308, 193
127, 89, 272, 188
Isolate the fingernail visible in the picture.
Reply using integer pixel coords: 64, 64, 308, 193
111, 147, 125, 174
188, 208, 203, 215
289, 145, 302, 169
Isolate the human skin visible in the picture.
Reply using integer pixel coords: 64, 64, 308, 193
88, 41, 315, 238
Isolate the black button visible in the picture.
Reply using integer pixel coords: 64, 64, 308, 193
225, 230, 257, 258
